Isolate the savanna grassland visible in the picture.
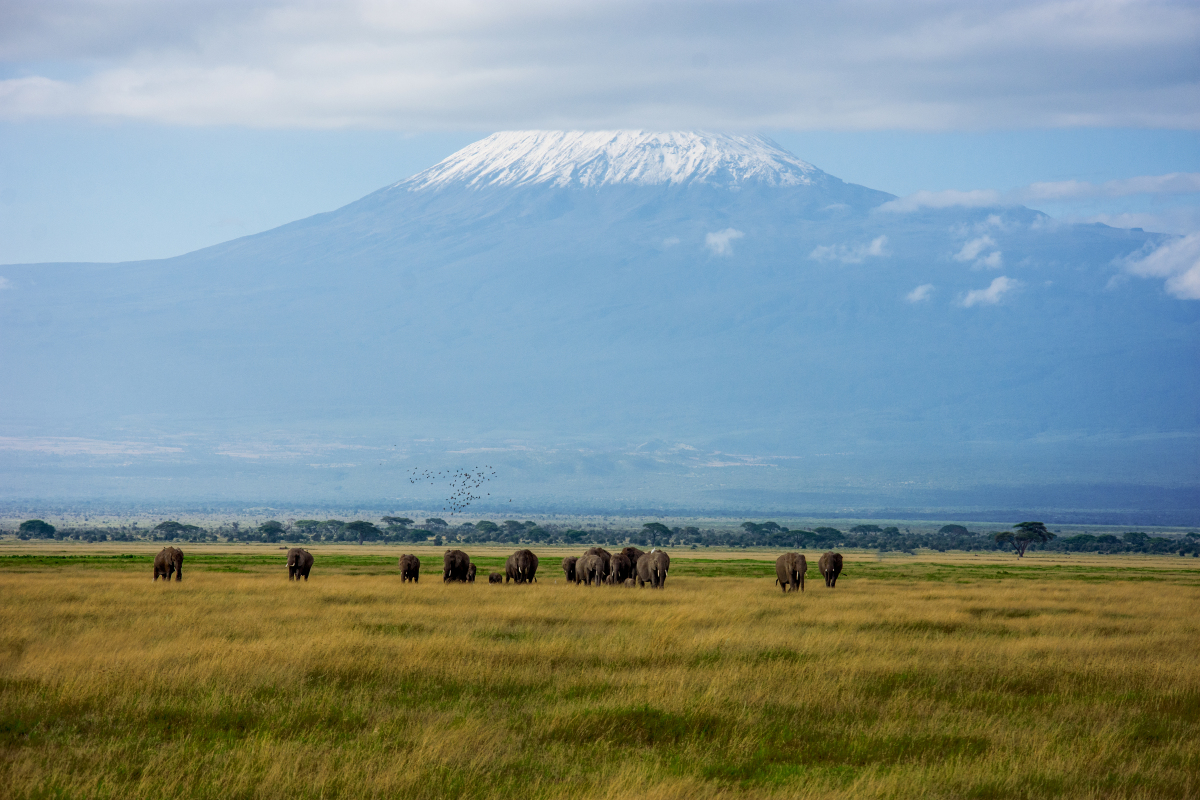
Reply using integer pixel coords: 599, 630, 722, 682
1, 544, 1198, 799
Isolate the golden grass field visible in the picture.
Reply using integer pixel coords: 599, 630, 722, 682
1, 543, 1198, 799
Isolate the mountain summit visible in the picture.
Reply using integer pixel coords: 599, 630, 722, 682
399, 131, 823, 191
0, 131, 1195, 517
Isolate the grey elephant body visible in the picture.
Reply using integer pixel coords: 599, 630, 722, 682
443, 549, 471, 582
608, 553, 633, 584
584, 547, 611, 581
775, 552, 807, 593
562, 556, 578, 582
576, 553, 604, 585
287, 548, 313, 581
153, 547, 183, 582
619, 547, 645, 569
488, 572, 503, 583
636, 550, 670, 588
468, 563, 477, 583
508, 549, 538, 583
819, 552, 843, 587
399, 554, 421, 583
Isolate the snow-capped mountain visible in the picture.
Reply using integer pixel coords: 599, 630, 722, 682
0, 132, 1195, 519
399, 131, 822, 190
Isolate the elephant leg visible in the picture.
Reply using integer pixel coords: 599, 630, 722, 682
800, 574, 804, 592
175, 569, 182, 582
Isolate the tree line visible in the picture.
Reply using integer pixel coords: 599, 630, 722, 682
8, 517, 1198, 556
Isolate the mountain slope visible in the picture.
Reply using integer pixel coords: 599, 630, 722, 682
0, 132, 1196, 518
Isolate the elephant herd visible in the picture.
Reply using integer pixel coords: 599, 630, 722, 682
774, 551, 843, 592
153, 544, 843, 592
562, 546, 670, 588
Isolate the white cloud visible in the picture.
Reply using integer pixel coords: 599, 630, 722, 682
954, 235, 996, 262
978, 250, 1003, 269
1021, 173, 1200, 201
880, 172, 1200, 229
1122, 234, 1200, 300
960, 276, 1019, 307
0, 1, 1197, 129
878, 189, 1003, 213
705, 228, 744, 256
953, 235, 1003, 268
809, 235, 888, 264
0, 277, 10, 290
906, 284, 934, 303
0, 436, 181, 455
662, 236, 680, 247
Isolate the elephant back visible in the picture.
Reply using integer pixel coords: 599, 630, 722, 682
619, 546, 645, 567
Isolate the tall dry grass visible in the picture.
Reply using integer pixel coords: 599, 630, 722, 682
1, 554, 1198, 798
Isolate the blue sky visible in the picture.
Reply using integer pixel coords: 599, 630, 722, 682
1, 0, 1198, 264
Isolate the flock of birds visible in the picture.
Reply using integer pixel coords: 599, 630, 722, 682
408, 465, 505, 514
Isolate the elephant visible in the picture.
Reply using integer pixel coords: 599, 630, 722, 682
488, 572, 503, 584
468, 563, 477, 583
624, 577, 637, 587
153, 547, 183, 582
636, 550, 670, 588
562, 556, 578, 583
584, 547, 611, 581
576, 553, 605, 585
398, 554, 421, 583
506, 549, 539, 584
443, 549, 471, 582
608, 552, 633, 584
819, 552, 843, 588
774, 552, 807, 593
287, 548, 313, 581
619, 546, 645, 569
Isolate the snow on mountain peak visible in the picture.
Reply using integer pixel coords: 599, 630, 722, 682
399, 131, 822, 191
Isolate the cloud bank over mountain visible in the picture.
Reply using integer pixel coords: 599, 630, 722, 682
2, 1, 1197, 130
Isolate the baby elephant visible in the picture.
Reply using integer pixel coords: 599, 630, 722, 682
468, 563, 477, 583
819, 552, 843, 588
287, 548, 314, 581
398, 553, 420, 583
488, 572, 503, 584
153, 547, 183, 582
775, 552, 807, 593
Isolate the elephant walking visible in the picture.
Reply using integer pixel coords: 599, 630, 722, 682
584, 547, 611, 582
153, 547, 183, 582
576, 553, 605, 585
505, 549, 538, 584
468, 563, 477, 583
399, 554, 420, 583
608, 553, 633, 584
287, 548, 313, 581
774, 552, 807, 593
562, 556, 578, 583
819, 552, 843, 587
636, 550, 670, 588
443, 550, 471, 582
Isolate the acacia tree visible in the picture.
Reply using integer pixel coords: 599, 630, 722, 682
643, 522, 671, 545
995, 521, 1055, 557
345, 520, 382, 545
